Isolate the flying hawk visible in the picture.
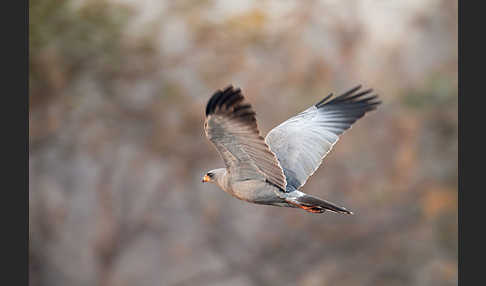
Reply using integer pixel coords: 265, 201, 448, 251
202, 85, 380, 214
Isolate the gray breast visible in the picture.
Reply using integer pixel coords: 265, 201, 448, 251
229, 179, 285, 205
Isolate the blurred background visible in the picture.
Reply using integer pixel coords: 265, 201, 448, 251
29, 0, 458, 285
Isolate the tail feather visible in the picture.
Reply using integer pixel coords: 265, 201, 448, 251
286, 193, 353, 214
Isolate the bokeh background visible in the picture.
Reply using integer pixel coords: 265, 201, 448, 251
29, 0, 458, 285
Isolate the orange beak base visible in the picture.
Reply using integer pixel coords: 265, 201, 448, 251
202, 175, 210, 183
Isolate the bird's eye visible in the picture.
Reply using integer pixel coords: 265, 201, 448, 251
207, 173, 214, 178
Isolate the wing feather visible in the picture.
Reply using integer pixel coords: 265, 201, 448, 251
204, 86, 287, 190
265, 85, 381, 191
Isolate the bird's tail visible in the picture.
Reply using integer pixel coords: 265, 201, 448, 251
286, 192, 353, 214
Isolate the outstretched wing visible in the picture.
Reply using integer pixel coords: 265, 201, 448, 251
265, 85, 381, 191
204, 85, 287, 190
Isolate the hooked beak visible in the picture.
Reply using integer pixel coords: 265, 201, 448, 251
202, 174, 210, 183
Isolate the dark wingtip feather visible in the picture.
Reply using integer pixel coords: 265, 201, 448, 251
315, 93, 333, 107
315, 85, 382, 110
205, 85, 243, 116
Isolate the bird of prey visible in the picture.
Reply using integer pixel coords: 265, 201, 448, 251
202, 85, 380, 214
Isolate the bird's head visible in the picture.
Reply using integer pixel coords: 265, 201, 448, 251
202, 168, 226, 184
